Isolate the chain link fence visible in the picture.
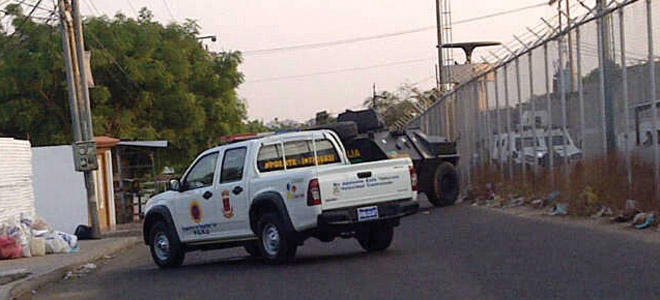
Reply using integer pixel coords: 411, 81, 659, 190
408, 0, 660, 211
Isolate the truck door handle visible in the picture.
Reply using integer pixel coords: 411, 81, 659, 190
203, 191, 213, 199
357, 171, 372, 179
232, 186, 243, 195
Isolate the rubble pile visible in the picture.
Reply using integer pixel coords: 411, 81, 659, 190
0, 213, 79, 260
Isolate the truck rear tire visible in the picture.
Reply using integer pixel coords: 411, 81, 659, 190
357, 225, 394, 252
149, 221, 185, 269
258, 213, 297, 264
427, 162, 459, 207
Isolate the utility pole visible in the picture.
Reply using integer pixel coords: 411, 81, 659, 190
58, 0, 102, 239
435, 0, 444, 93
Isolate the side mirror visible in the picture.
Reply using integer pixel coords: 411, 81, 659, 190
168, 179, 182, 192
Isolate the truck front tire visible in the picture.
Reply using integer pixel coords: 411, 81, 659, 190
258, 213, 297, 264
357, 225, 394, 252
427, 162, 459, 207
149, 221, 185, 269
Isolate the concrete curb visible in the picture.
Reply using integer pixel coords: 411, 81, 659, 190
0, 237, 140, 300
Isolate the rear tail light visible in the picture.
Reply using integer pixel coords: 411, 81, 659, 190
409, 166, 418, 191
307, 179, 322, 206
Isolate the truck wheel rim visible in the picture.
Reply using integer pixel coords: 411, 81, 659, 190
262, 224, 280, 256
154, 232, 170, 261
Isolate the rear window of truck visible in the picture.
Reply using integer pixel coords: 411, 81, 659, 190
315, 139, 340, 165
257, 138, 341, 173
257, 144, 284, 172
284, 140, 316, 170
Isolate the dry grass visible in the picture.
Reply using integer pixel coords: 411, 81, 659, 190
470, 154, 658, 216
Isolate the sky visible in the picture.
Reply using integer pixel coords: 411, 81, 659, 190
80, 0, 582, 123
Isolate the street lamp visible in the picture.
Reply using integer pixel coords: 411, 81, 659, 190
196, 35, 217, 42
196, 35, 217, 51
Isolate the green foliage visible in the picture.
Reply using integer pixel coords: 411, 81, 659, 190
363, 84, 437, 126
243, 120, 269, 133
0, 8, 258, 170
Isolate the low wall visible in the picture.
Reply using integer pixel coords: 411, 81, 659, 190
0, 138, 35, 223
32, 145, 87, 234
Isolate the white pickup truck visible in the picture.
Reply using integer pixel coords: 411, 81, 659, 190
143, 129, 419, 267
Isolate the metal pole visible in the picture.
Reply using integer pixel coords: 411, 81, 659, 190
576, 25, 586, 161
558, 34, 569, 168
619, 7, 632, 191
596, 7, 608, 156
71, 0, 101, 238
515, 57, 525, 180
528, 51, 538, 177
462, 89, 471, 186
504, 64, 513, 178
646, 0, 660, 203
435, 0, 444, 90
565, 0, 576, 92
59, 1, 82, 142
544, 43, 554, 172
435, 64, 440, 94
495, 69, 504, 174
484, 76, 492, 165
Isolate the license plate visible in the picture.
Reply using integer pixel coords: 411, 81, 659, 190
357, 206, 379, 221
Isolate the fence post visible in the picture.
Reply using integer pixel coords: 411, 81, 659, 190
618, 6, 632, 193
646, 0, 660, 203
576, 25, 586, 164
544, 43, 554, 175
514, 57, 525, 181
558, 29, 570, 191
528, 51, 538, 179
504, 64, 513, 178
596, 5, 609, 157
462, 88, 472, 187
495, 69, 504, 177
484, 71, 493, 166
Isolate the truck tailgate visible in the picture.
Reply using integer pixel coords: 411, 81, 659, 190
318, 158, 414, 211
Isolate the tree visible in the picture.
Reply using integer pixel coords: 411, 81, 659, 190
362, 84, 437, 126
0, 7, 254, 170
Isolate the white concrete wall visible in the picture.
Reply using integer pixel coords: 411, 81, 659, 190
0, 138, 35, 223
32, 145, 87, 234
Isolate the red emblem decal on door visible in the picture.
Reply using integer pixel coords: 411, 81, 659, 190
222, 190, 234, 219
190, 201, 203, 223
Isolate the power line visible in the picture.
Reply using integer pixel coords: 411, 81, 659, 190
242, 2, 548, 56
161, 0, 174, 20
0, 0, 43, 61
84, 29, 138, 94
245, 57, 434, 84
0, 7, 54, 20
410, 74, 436, 86
83, 0, 101, 15
13, 0, 54, 13
126, 0, 138, 16
9, 0, 42, 35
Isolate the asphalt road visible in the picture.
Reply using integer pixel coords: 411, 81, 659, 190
23, 203, 660, 300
